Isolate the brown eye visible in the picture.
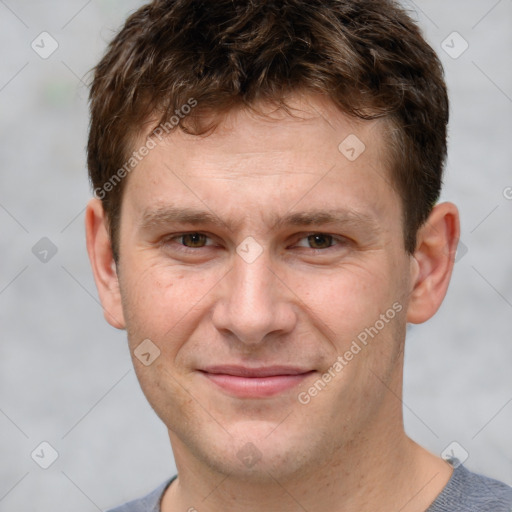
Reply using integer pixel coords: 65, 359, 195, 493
180, 233, 208, 248
306, 234, 334, 249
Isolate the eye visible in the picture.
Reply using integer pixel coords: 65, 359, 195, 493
163, 232, 215, 250
178, 233, 209, 248
293, 233, 346, 250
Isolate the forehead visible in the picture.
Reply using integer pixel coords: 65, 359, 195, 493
123, 93, 399, 230
164, 94, 389, 170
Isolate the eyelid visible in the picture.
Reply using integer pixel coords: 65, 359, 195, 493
292, 232, 348, 249
163, 232, 217, 247
160, 231, 350, 252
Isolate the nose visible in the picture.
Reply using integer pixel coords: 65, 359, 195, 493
211, 248, 297, 347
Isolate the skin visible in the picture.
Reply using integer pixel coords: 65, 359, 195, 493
86, 92, 460, 512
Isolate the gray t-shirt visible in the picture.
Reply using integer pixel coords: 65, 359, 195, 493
107, 463, 512, 512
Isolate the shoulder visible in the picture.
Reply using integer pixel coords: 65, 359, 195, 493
106, 477, 176, 512
428, 462, 512, 512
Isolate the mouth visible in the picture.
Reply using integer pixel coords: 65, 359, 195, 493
198, 365, 316, 398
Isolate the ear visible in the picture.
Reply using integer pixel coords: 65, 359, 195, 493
406, 202, 460, 324
85, 198, 126, 329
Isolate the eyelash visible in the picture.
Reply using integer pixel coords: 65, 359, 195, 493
161, 232, 348, 253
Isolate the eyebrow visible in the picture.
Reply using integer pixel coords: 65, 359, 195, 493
138, 206, 380, 236
271, 210, 378, 231
139, 207, 227, 231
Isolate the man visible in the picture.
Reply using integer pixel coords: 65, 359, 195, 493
85, 0, 512, 510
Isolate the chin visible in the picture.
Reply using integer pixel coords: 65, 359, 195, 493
194, 420, 318, 482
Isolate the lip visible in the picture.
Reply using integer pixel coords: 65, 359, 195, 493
199, 366, 315, 398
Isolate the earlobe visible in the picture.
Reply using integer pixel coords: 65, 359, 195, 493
85, 198, 126, 330
406, 202, 460, 324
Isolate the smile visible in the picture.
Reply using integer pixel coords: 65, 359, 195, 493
199, 366, 316, 398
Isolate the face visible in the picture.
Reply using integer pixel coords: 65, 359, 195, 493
109, 93, 417, 481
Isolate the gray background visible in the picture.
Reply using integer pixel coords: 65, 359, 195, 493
0, 0, 511, 510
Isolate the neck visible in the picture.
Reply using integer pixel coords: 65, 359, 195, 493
162, 420, 451, 512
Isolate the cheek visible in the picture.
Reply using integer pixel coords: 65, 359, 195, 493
119, 260, 217, 349
293, 263, 395, 334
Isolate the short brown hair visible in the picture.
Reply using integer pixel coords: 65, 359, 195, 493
87, 0, 449, 261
